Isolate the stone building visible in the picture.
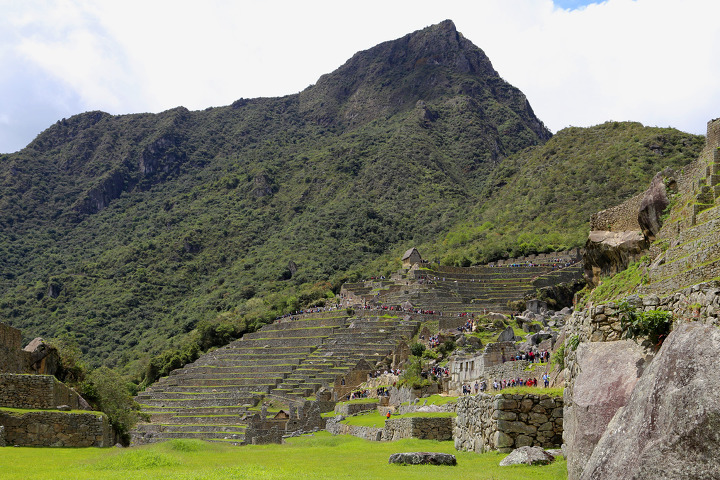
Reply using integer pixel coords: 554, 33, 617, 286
402, 248, 422, 267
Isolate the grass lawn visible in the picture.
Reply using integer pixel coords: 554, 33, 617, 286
342, 411, 457, 428
400, 394, 458, 406
0, 434, 566, 480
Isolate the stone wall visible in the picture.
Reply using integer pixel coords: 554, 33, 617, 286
335, 402, 378, 416
0, 374, 83, 410
326, 415, 453, 442
245, 401, 327, 445
0, 410, 114, 447
0, 323, 28, 374
454, 393, 563, 453
568, 281, 720, 346
589, 193, 644, 232
325, 417, 383, 441
382, 416, 453, 441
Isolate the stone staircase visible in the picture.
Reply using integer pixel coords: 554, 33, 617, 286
131, 312, 419, 443
346, 264, 581, 313
270, 315, 420, 400
132, 314, 350, 444
640, 146, 720, 296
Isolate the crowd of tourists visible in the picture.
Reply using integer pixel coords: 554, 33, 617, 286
368, 368, 402, 378
459, 373, 551, 395
503, 350, 550, 363
428, 365, 449, 378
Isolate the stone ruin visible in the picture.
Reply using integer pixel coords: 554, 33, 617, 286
0, 322, 115, 447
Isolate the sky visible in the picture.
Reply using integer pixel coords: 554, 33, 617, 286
1, 0, 719, 153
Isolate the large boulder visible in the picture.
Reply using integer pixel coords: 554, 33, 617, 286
583, 230, 649, 288
499, 446, 555, 466
388, 452, 456, 466
497, 326, 516, 342
564, 340, 653, 480
637, 168, 675, 241
580, 323, 720, 479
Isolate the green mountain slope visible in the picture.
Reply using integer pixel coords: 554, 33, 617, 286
0, 21, 550, 370
0, 21, 705, 376
424, 121, 704, 265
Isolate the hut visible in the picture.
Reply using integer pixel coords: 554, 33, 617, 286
401, 248, 422, 267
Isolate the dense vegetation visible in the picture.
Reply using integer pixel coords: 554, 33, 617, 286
0, 20, 704, 382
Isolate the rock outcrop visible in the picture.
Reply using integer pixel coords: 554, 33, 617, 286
637, 169, 675, 241
583, 231, 649, 287
388, 452, 457, 466
564, 340, 653, 480
580, 323, 720, 479
499, 446, 556, 466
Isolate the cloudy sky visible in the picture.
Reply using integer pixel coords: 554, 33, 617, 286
1, 0, 719, 153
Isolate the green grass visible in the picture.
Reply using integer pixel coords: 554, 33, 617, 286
0, 407, 102, 416
342, 411, 457, 428
497, 387, 564, 398
400, 394, 458, 406
0, 434, 566, 479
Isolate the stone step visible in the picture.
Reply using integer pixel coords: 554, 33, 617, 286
174, 364, 297, 374
222, 345, 319, 355
139, 430, 246, 441
136, 423, 247, 434
242, 326, 338, 340
260, 318, 350, 331
649, 239, 720, 284
675, 216, 720, 248
641, 256, 720, 296
138, 397, 257, 408
224, 336, 326, 349
695, 203, 720, 224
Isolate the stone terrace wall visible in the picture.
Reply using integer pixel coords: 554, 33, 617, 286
454, 393, 563, 453
570, 281, 720, 345
325, 417, 383, 441
382, 416, 453, 441
0, 323, 28, 374
0, 410, 114, 447
0, 374, 83, 410
589, 192, 644, 232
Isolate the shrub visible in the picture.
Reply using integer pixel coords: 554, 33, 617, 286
551, 343, 565, 370
410, 342, 426, 357
81, 367, 144, 445
618, 301, 673, 348
437, 339, 456, 356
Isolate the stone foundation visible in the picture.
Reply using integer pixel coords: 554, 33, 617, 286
0, 410, 115, 447
0, 374, 84, 410
454, 393, 563, 453
383, 416, 453, 441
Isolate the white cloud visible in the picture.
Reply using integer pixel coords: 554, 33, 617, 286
0, 0, 718, 152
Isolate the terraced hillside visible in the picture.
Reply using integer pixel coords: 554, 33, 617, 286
132, 312, 419, 444
343, 258, 583, 313
641, 145, 720, 296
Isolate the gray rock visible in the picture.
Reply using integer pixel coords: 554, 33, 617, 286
388, 452, 457, 466
583, 230, 649, 288
580, 323, 720, 480
57, 405, 72, 411
499, 446, 555, 466
497, 326, 516, 342
638, 168, 674, 241
564, 340, 652, 480
0, 425, 5, 447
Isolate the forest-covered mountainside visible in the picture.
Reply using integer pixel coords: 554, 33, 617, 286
0, 20, 704, 375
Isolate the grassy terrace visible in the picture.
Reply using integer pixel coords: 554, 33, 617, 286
0, 407, 104, 416
343, 411, 457, 428
0, 435, 567, 479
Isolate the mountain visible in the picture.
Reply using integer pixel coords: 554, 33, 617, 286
422, 121, 705, 265
0, 20, 702, 375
